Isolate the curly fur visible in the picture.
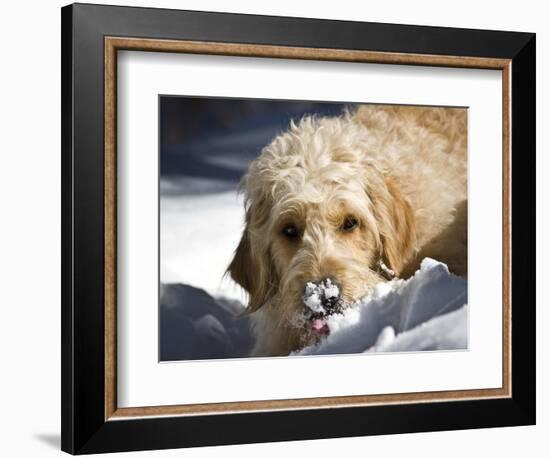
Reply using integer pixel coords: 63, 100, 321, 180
228, 105, 467, 356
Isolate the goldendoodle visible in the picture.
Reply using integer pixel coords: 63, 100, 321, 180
228, 105, 467, 357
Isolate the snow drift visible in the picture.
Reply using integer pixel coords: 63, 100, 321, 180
160, 283, 253, 361
296, 258, 467, 356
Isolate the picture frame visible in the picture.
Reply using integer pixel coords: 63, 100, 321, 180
61, 3, 536, 454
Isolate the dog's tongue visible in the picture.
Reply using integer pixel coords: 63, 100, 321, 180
311, 318, 330, 335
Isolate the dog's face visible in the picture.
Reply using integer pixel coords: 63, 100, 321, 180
228, 115, 416, 352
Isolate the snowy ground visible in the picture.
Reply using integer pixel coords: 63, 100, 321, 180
160, 186, 468, 361
161, 185, 247, 303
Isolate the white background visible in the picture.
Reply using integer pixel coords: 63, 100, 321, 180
118, 52, 502, 407
0, 0, 545, 457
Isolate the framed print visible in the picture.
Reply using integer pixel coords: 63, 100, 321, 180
61, 3, 536, 454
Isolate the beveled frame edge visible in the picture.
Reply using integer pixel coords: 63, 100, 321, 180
104, 36, 513, 421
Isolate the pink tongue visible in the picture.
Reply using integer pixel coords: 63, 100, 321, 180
311, 318, 330, 335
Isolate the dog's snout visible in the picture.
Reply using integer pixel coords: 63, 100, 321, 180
303, 277, 341, 313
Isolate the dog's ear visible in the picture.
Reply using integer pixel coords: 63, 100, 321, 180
228, 228, 254, 297
227, 208, 275, 314
369, 174, 416, 276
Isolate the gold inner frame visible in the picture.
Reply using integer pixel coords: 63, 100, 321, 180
104, 36, 512, 421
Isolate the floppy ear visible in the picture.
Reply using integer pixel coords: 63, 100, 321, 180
228, 228, 254, 297
369, 174, 417, 276
227, 209, 276, 314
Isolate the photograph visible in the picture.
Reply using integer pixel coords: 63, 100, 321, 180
159, 97, 468, 360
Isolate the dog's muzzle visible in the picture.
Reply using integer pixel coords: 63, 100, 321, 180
303, 278, 343, 336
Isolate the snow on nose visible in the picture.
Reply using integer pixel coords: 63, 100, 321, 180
303, 278, 340, 314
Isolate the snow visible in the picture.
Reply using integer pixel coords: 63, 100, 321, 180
366, 307, 468, 353
161, 185, 248, 303
160, 283, 253, 361
303, 279, 340, 314
325, 282, 340, 299
304, 288, 323, 313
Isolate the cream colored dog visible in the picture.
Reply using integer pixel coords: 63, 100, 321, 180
228, 105, 467, 357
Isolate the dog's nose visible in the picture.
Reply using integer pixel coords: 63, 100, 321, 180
303, 277, 341, 313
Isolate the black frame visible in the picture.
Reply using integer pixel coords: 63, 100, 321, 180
61, 3, 536, 454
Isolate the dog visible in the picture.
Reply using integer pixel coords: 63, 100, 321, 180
228, 105, 467, 357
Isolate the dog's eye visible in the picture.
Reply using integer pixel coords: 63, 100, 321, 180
282, 224, 299, 239
341, 216, 358, 232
